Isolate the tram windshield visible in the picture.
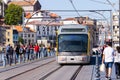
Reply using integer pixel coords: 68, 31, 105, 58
58, 34, 88, 52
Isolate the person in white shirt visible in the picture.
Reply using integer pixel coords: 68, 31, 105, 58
114, 46, 120, 79
102, 42, 115, 80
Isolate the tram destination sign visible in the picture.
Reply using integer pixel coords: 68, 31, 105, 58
61, 28, 86, 32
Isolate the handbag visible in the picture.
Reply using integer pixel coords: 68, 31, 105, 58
100, 63, 105, 72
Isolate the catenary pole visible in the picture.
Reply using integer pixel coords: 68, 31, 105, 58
119, 0, 120, 46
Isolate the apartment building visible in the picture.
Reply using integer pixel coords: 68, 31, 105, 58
15, 26, 36, 45
112, 12, 119, 47
26, 11, 62, 47
8, 0, 41, 13
4, 26, 14, 46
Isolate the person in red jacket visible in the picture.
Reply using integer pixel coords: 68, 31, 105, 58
34, 43, 39, 59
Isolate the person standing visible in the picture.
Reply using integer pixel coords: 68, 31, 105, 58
19, 45, 24, 63
15, 44, 20, 64
25, 45, 30, 61
6, 44, 10, 64
34, 43, 39, 59
102, 42, 115, 80
9, 46, 14, 66
1, 43, 6, 67
114, 46, 120, 79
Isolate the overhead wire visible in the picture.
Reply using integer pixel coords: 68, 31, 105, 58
106, 0, 117, 12
90, 0, 110, 5
69, 0, 81, 17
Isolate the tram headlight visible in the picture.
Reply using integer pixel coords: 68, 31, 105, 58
59, 57, 67, 61
79, 56, 87, 61
82, 57, 86, 61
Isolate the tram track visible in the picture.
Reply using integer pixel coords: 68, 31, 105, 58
5, 60, 56, 80
0, 57, 56, 80
70, 65, 83, 80
39, 65, 83, 80
39, 66, 63, 80
0, 56, 55, 73
5, 64, 83, 80
42, 65, 83, 80
0, 56, 84, 80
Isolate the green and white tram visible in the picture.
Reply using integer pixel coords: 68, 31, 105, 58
56, 24, 93, 64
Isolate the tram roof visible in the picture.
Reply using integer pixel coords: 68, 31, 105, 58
58, 24, 89, 34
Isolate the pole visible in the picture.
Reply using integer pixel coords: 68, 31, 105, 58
110, 10, 113, 46
95, 50, 100, 80
89, 11, 109, 45
118, 0, 120, 46
22, 12, 25, 44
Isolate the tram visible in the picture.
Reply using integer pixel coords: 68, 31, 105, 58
56, 24, 93, 64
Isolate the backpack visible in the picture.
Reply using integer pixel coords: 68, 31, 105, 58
19, 47, 23, 54
26, 47, 30, 53
7, 46, 10, 52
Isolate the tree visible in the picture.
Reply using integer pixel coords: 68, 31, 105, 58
0, 0, 2, 3
4, 4, 23, 25
18, 37, 24, 44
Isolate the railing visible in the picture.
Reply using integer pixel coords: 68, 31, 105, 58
0, 48, 56, 67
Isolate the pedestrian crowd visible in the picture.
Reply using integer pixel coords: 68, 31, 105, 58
0, 43, 55, 67
95, 42, 120, 80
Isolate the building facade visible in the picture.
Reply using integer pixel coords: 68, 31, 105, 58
15, 26, 36, 45
8, 0, 41, 13
5, 26, 14, 46
112, 12, 119, 47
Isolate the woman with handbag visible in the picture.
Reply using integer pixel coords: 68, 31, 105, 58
114, 46, 120, 79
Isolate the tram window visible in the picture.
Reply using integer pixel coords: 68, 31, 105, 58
58, 34, 88, 52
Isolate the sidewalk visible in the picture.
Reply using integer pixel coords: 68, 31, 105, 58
99, 64, 116, 80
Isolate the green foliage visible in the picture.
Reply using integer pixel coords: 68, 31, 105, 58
18, 37, 24, 44
0, 0, 2, 3
5, 4, 23, 25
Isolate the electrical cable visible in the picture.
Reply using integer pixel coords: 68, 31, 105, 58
69, 0, 81, 17
106, 0, 117, 12
90, 0, 110, 5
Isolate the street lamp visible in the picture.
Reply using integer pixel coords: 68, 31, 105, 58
22, 10, 41, 44
89, 10, 111, 46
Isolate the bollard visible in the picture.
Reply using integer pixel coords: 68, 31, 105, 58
95, 50, 100, 80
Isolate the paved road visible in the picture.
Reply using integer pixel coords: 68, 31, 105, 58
0, 55, 118, 80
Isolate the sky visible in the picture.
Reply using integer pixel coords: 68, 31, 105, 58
39, 0, 118, 20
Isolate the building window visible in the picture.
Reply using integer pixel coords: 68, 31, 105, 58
8, 32, 10, 36
28, 39, 31, 43
8, 38, 10, 42
113, 15, 118, 21
37, 26, 39, 31
28, 34, 30, 37
112, 26, 115, 29
32, 39, 34, 43
32, 34, 34, 37
117, 26, 119, 28
47, 27, 49, 31
13, 36, 15, 39
43, 26, 45, 31
25, 39, 27, 43
21, 34, 23, 37
24, 33, 27, 37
